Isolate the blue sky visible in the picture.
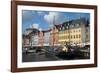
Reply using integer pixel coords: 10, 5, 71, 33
22, 10, 90, 33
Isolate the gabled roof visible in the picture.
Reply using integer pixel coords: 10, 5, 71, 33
54, 17, 89, 30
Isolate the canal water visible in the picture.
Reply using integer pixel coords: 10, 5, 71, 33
22, 50, 61, 62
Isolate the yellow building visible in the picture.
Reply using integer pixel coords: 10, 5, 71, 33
55, 18, 90, 47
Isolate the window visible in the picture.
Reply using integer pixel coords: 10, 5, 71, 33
66, 26, 68, 29
62, 26, 65, 30
71, 25, 74, 28
59, 27, 61, 31
71, 35, 72, 39
76, 35, 78, 38
76, 24, 79, 27
68, 23, 69, 26
86, 28, 88, 32
74, 35, 75, 39
86, 35, 88, 38
79, 34, 81, 38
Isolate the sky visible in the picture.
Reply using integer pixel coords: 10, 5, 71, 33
22, 10, 90, 33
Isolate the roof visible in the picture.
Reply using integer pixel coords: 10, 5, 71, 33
42, 29, 51, 33
55, 17, 89, 30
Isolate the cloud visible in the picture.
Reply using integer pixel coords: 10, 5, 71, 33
37, 11, 45, 15
44, 12, 64, 27
39, 28, 42, 31
32, 23, 39, 29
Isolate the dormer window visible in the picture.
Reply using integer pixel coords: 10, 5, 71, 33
62, 26, 65, 30
68, 23, 69, 26
59, 27, 61, 30
71, 25, 74, 28
76, 24, 79, 27
66, 26, 68, 29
